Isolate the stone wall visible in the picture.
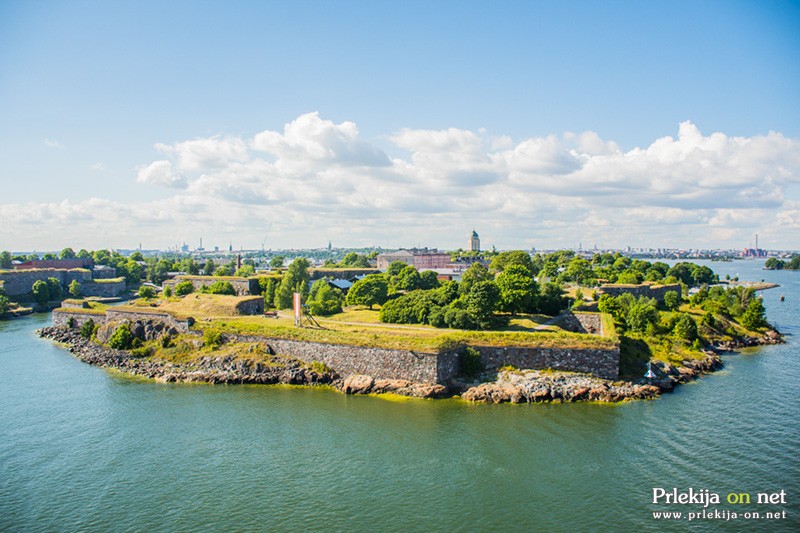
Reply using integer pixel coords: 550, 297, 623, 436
105, 309, 192, 333
559, 312, 604, 336
224, 333, 443, 383
473, 345, 620, 380
163, 276, 259, 296
82, 279, 127, 298
0, 269, 91, 297
600, 283, 680, 302
235, 296, 265, 315
308, 268, 380, 281
52, 309, 109, 328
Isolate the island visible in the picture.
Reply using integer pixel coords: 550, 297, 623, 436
36, 250, 783, 403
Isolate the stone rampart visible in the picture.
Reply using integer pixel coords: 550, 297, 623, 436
105, 309, 192, 333
234, 296, 265, 315
52, 309, 109, 328
559, 312, 604, 336
600, 283, 680, 302
82, 279, 127, 298
474, 345, 620, 380
163, 276, 258, 296
0, 269, 91, 297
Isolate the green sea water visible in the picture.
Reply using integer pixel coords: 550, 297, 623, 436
1, 261, 798, 532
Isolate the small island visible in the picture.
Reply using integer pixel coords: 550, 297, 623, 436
35, 248, 783, 404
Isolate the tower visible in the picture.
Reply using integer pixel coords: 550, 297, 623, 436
470, 230, 480, 252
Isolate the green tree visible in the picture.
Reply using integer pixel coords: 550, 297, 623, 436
346, 274, 389, 309
465, 280, 501, 329
673, 313, 698, 341
79, 318, 96, 339
207, 281, 236, 295
234, 265, 255, 277
259, 277, 277, 308
308, 280, 344, 315
203, 259, 216, 276
68, 280, 81, 298
0, 251, 11, 269
174, 281, 194, 296
138, 285, 156, 299
627, 301, 659, 333
274, 258, 311, 309
459, 262, 493, 295
663, 290, 681, 311
394, 265, 421, 291
616, 270, 643, 284
42, 253, 57, 260
269, 256, 285, 269
490, 250, 535, 276
495, 264, 538, 315
0, 294, 9, 315
740, 298, 767, 330
163, 286, 173, 297
418, 270, 440, 290
59, 247, 76, 259
340, 252, 369, 267
537, 282, 567, 315
214, 265, 233, 276
386, 261, 409, 277
46, 277, 63, 300
108, 323, 134, 350
129, 251, 144, 261
77, 249, 92, 259
32, 280, 50, 306
146, 260, 171, 285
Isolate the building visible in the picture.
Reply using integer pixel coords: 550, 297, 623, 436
376, 249, 451, 271
470, 230, 480, 252
13, 257, 94, 270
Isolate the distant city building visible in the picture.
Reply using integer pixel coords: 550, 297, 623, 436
470, 230, 480, 252
376, 249, 451, 270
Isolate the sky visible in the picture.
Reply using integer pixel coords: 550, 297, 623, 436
1, 0, 799, 253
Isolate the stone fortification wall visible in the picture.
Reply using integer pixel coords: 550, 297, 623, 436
474, 345, 619, 380
163, 276, 258, 296
600, 283, 680, 302
559, 312, 604, 336
224, 333, 442, 383
235, 296, 265, 315
0, 269, 91, 297
82, 279, 127, 298
105, 309, 192, 333
53, 309, 109, 328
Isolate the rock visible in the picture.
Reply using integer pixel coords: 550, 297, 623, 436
342, 374, 375, 394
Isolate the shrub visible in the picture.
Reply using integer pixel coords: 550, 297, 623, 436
79, 319, 96, 339
174, 281, 194, 296
32, 280, 49, 306
459, 347, 483, 379
444, 307, 476, 330
207, 281, 236, 295
163, 286, 173, 297
663, 290, 681, 311
138, 285, 156, 299
46, 277, 63, 300
673, 313, 698, 342
68, 280, 81, 298
204, 329, 222, 349
108, 323, 134, 350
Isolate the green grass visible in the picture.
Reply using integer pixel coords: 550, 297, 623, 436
90, 277, 125, 284
54, 306, 106, 315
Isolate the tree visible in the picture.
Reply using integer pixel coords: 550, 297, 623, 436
627, 301, 659, 333
495, 264, 538, 315
418, 270, 440, 290
259, 277, 277, 308
386, 260, 409, 277
146, 260, 170, 285
673, 313, 698, 342
459, 262, 493, 295
163, 286, 173, 297
138, 285, 156, 299
740, 298, 767, 330
394, 265, 421, 291
274, 258, 311, 309
465, 280, 500, 329
308, 280, 344, 315
0, 251, 11, 269
234, 265, 255, 277
214, 266, 233, 276
108, 323, 134, 350
129, 251, 144, 261
269, 256, 285, 269
490, 250, 535, 276
0, 294, 9, 315
124, 259, 144, 286
32, 280, 50, 306
346, 274, 388, 309
174, 281, 194, 296
663, 290, 681, 311
616, 270, 643, 284
59, 247, 76, 259
203, 259, 216, 276
68, 280, 81, 298
341, 252, 370, 268
77, 249, 92, 259
46, 277, 63, 300
538, 282, 567, 315
79, 319, 96, 339
207, 281, 236, 295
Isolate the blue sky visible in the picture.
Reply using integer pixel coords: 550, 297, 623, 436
1, 0, 799, 252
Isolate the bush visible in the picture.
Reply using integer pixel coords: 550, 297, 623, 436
174, 281, 194, 296
663, 290, 681, 311
138, 285, 156, 299
204, 329, 222, 349
66, 317, 75, 328
444, 307, 476, 330
79, 319, 96, 339
459, 347, 483, 378
673, 313, 698, 342
207, 281, 236, 295
163, 286, 173, 297
68, 280, 81, 298
46, 277, 63, 300
108, 323, 134, 350
32, 280, 49, 306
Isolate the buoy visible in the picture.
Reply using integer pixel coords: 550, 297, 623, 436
780, 295, 785, 302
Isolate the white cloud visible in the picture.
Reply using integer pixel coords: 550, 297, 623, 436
44, 139, 62, 148
3, 116, 800, 250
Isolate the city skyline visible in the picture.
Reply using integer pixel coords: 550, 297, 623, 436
1, 1, 799, 251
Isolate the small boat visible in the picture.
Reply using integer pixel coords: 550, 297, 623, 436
780, 295, 785, 302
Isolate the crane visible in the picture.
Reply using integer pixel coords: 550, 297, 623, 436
261, 221, 273, 252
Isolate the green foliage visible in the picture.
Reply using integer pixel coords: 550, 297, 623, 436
215, 266, 233, 276
0, 294, 9, 314
490, 250, 535, 276
339, 252, 370, 268
465, 280, 501, 329
616, 270, 643, 284
418, 270, 440, 290
393, 264, 421, 291
496, 264, 538, 315
108, 323, 134, 350
459, 262, 493, 295
163, 286, 173, 297
259, 277, 277, 308
673, 313, 698, 342
765, 255, 800, 270
203, 259, 216, 276
59, 247, 76, 259
207, 281, 236, 295
458, 347, 483, 378
386, 261, 409, 277
138, 285, 156, 299
346, 274, 388, 309
627, 301, 659, 333
203, 329, 222, 349
32, 280, 49, 306
234, 265, 255, 277
275, 257, 310, 309
174, 281, 194, 296
537, 282, 568, 315
663, 290, 681, 311
68, 279, 81, 298
79, 319, 96, 339
269, 255, 285, 269
46, 277, 63, 300
129, 251, 144, 261
740, 298, 767, 330
307, 280, 344, 315
0, 251, 11, 269
380, 290, 440, 324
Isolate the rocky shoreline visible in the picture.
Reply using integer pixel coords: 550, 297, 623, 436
37, 325, 776, 403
